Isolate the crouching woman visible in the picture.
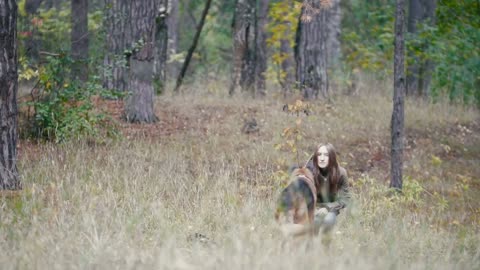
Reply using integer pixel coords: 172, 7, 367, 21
306, 143, 351, 234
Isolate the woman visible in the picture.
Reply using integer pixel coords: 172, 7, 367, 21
306, 143, 350, 234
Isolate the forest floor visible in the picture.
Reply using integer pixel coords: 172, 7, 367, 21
18, 91, 480, 223
92, 95, 480, 187
18, 91, 480, 213
9, 87, 480, 269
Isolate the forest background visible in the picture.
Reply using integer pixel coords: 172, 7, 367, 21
0, 0, 479, 269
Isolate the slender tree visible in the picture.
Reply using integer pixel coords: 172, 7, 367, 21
256, 0, 270, 96
295, 0, 330, 99
230, 0, 257, 96
391, 0, 406, 190
154, 0, 169, 94
71, 0, 89, 82
406, 0, 436, 97
174, 0, 213, 93
280, 37, 295, 94
0, 0, 21, 190
124, 0, 158, 123
167, 0, 179, 78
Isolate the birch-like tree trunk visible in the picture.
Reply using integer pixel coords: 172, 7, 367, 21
0, 0, 21, 190
391, 0, 406, 190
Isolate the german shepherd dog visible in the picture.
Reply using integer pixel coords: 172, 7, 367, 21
274, 167, 317, 238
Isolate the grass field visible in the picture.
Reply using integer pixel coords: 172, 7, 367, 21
1, 81, 479, 269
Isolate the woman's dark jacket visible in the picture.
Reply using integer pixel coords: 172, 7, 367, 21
306, 160, 351, 214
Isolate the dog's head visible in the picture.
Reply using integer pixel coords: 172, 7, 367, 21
290, 167, 314, 183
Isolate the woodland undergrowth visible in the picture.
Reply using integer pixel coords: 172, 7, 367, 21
2, 80, 479, 269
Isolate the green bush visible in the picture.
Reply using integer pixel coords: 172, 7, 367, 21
21, 53, 119, 143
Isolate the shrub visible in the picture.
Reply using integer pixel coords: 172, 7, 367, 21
20, 53, 119, 143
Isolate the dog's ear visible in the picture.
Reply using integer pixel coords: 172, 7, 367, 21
288, 165, 300, 174
297, 167, 314, 179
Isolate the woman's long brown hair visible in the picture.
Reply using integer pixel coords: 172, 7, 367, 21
311, 143, 340, 194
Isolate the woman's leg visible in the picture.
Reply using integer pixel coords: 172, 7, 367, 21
314, 208, 337, 234
322, 212, 337, 233
314, 208, 327, 235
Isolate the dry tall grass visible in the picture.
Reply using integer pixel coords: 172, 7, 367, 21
1, 82, 479, 269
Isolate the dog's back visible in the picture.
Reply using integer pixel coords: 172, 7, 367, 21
276, 179, 314, 223
275, 167, 317, 237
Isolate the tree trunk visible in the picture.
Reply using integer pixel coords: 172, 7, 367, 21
280, 31, 295, 95
278, 0, 295, 96
124, 0, 158, 123
174, 0, 213, 93
103, 0, 130, 92
418, 0, 435, 98
167, 0, 179, 78
24, 0, 44, 64
230, 0, 257, 96
25, 0, 44, 13
154, 0, 168, 94
255, 0, 269, 96
44, 0, 62, 9
420, 56, 434, 97
71, 0, 89, 82
406, 0, 420, 96
0, 0, 21, 190
295, 1, 329, 99
326, 0, 341, 67
406, 0, 436, 97
391, 0, 406, 190
89, 0, 103, 10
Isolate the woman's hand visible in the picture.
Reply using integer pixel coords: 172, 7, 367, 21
318, 202, 341, 211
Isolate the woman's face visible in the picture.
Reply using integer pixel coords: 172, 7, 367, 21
317, 146, 329, 169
